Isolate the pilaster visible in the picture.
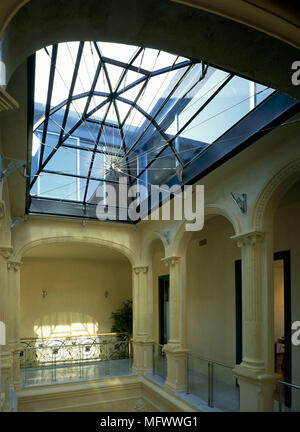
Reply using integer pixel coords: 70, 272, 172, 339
132, 266, 153, 373
232, 231, 278, 411
161, 256, 189, 392
7, 260, 22, 393
0, 246, 13, 411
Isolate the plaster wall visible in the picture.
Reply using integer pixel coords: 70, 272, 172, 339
186, 216, 240, 365
274, 198, 300, 404
20, 257, 132, 338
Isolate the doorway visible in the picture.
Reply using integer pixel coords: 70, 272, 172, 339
274, 251, 291, 407
235, 251, 291, 406
158, 275, 170, 346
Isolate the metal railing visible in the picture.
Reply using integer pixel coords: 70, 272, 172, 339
20, 333, 129, 367
275, 380, 300, 412
186, 353, 239, 412
152, 343, 167, 383
20, 334, 132, 387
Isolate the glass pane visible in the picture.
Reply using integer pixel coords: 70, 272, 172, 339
105, 63, 123, 92
187, 356, 209, 402
38, 173, 82, 201
145, 145, 176, 187
52, 42, 79, 106
118, 72, 145, 95
178, 75, 251, 144
212, 363, 239, 412
255, 83, 275, 105
34, 47, 51, 106
44, 145, 78, 173
98, 42, 138, 64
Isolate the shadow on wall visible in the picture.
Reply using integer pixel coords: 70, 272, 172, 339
33, 313, 100, 339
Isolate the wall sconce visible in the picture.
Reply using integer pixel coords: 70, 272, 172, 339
105, 290, 109, 298
42, 290, 47, 299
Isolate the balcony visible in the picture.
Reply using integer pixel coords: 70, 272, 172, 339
19, 333, 134, 387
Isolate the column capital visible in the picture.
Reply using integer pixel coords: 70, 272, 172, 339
133, 266, 148, 275
7, 260, 22, 271
0, 246, 13, 260
161, 256, 181, 267
231, 231, 264, 248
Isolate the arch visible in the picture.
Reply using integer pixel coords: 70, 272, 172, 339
2, 0, 298, 100
252, 158, 300, 231
140, 230, 168, 264
0, 0, 29, 39
172, 202, 241, 257
13, 235, 137, 265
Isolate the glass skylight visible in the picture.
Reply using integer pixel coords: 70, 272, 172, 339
29, 41, 274, 220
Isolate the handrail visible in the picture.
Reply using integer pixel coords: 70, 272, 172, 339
186, 352, 239, 410
21, 340, 129, 351
187, 352, 234, 370
152, 342, 167, 379
277, 380, 300, 390
277, 380, 300, 412
21, 339, 131, 386
21, 332, 129, 340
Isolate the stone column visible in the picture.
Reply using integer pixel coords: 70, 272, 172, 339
162, 256, 188, 393
0, 246, 13, 412
7, 260, 22, 396
132, 266, 153, 373
232, 231, 278, 412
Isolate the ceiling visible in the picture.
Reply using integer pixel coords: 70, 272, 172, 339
1, 0, 299, 219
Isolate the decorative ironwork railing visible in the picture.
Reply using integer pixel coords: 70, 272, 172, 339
20, 333, 130, 368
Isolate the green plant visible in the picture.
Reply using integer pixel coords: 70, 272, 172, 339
111, 299, 132, 338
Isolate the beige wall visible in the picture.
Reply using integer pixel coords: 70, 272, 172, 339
20, 257, 132, 339
186, 215, 240, 366
274, 191, 300, 393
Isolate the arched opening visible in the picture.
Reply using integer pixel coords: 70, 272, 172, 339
20, 241, 133, 385
273, 178, 300, 411
185, 214, 241, 411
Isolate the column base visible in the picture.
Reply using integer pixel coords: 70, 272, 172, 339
132, 339, 153, 374
234, 363, 280, 412
0, 351, 13, 412
164, 344, 189, 394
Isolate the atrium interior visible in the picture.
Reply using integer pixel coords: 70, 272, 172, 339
0, 0, 299, 413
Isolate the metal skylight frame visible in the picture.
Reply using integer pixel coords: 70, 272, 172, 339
27, 41, 295, 222
30, 42, 198, 200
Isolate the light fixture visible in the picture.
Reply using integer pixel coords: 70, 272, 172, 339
42, 290, 47, 298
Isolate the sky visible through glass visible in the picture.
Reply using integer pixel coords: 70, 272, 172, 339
30, 41, 273, 218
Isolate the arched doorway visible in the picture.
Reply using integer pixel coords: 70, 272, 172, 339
184, 213, 241, 411
20, 241, 133, 385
